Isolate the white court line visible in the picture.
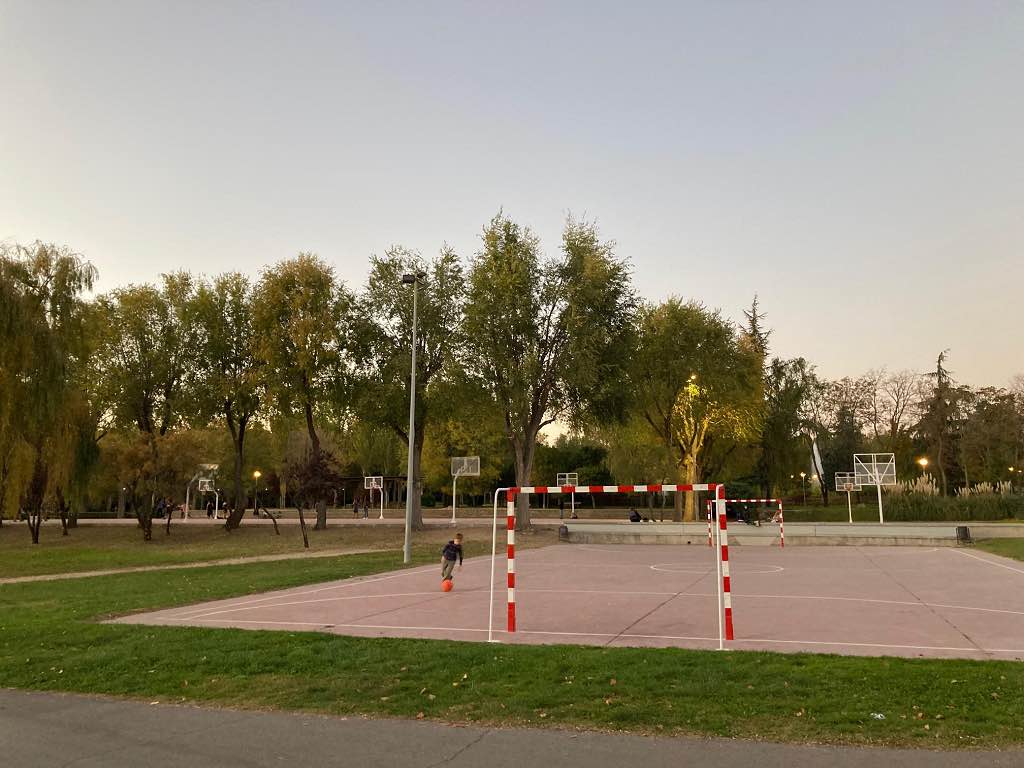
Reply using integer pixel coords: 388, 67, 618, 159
160, 617, 1024, 655
650, 564, 784, 575
169, 563, 443, 619
952, 548, 1024, 576
177, 587, 718, 620
163, 587, 1024, 624
733, 592, 1024, 617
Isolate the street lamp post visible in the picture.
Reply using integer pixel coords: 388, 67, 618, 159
253, 470, 261, 517
800, 471, 807, 506
402, 272, 425, 564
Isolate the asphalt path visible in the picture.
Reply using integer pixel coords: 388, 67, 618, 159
1, 689, 1021, 767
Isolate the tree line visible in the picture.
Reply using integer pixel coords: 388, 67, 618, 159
2, 215, 1022, 542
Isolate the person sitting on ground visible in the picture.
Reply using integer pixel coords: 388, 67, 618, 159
441, 533, 464, 584
629, 507, 642, 523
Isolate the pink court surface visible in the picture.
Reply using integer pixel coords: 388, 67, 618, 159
116, 544, 1024, 661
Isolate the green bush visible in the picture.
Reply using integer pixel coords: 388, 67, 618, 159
883, 493, 1024, 522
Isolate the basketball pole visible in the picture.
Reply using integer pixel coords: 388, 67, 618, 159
847, 490, 853, 524
876, 483, 884, 525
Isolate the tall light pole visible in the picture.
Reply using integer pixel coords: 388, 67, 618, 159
402, 271, 425, 564
799, 471, 807, 506
252, 470, 261, 517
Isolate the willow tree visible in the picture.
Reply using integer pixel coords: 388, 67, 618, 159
0, 242, 96, 542
464, 214, 635, 529
632, 299, 762, 521
352, 246, 465, 531
255, 253, 352, 530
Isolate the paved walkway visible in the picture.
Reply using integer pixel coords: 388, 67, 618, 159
1, 689, 1020, 767
0, 547, 379, 585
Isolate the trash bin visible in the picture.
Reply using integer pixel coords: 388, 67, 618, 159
955, 525, 972, 544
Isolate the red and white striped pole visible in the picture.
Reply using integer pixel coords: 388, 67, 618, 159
717, 484, 734, 643
778, 500, 785, 548
507, 491, 516, 633
706, 500, 712, 547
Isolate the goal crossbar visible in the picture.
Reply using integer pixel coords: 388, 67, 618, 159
488, 483, 734, 649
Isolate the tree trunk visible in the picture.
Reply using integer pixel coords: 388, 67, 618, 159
26, 451, 48, 544
223, 414, 248, 530
314, 499, 328, 530
296, 506, 310, 549
680, 456, 698, 521
512, 435, 538, 531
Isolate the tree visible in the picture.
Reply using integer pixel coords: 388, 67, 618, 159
632, 299, 762, 520
0, 242, 96, 542
194, 273, 265, 529
255, 254, 353, 530
463, 214, 635, 529
352, 246, 465, 531
755, 357, 815, 498
916, 351, 971, 495
94, 273, 199, 538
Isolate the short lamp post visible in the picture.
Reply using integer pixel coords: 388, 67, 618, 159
253, 470, 262, 517
401, 271, 426, 564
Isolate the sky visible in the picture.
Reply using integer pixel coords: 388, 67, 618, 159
1, 1, 1021, 386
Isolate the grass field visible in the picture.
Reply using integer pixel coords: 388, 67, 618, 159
976, 538, 1024, 562
2, 540, 1024, 748
0, 523, 543, 579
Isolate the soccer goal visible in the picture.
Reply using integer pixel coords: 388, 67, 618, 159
489, 483, 734, 649
364, 476, 384, 519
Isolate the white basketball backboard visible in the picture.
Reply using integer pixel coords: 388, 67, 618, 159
451, 456, 480, 477
834, 471, 861, 493
197, 478, 214, 492
556, 472, 578, 487
853, 454, 896, 487
364, 476, 383, 490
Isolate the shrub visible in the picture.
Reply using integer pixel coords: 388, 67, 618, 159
883, 493, 1024, 522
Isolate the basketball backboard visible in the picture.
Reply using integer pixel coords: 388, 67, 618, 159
364, 476, 383, 490
834, 471, 862, 493
556, 472, 578, 487
451, 456, 480, 477
197, 478, 214, 492
854, 454, 896, 487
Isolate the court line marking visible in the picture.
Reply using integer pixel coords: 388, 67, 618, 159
951, 548, 1024, 576
157, 617, 1024, 655
169, 563, 442, 618
650, 564, 784, 575
153, 587, 1024, 623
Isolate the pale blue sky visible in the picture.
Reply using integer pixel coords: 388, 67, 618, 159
2, 1, 1021, 385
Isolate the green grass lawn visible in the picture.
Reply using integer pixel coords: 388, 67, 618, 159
0, 523, 547, 578
1, 545, 1023, 748
976, 538, 1024, 562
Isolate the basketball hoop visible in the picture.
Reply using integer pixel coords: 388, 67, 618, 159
450, 457, 481, 524
364, 476, 385, 519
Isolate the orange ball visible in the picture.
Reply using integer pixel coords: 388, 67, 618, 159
441, 579, 454, 592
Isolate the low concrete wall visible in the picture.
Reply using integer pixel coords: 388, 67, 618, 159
560, 520, 1024, 546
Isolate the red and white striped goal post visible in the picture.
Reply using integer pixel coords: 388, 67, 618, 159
706, 498, 785, 548
488, 483, 735, 649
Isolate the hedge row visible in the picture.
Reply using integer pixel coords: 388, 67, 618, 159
882, 493, 1024, 521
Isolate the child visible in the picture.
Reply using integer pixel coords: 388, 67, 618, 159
441, 533, 463, 584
